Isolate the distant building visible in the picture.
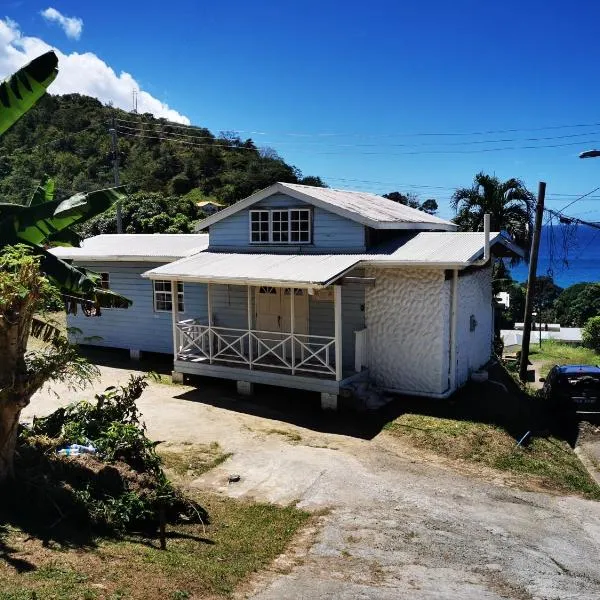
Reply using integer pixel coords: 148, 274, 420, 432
196, 200, 224, 215
501, 326, 582, 348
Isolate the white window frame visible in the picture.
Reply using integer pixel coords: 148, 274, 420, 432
249, 208, 311, 244
153, 280, 184, 313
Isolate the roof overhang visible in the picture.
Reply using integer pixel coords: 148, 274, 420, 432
51, 254, 185, 263
467, 233, 525, 261
142, 252, 363, 289
194, 182, 458, 232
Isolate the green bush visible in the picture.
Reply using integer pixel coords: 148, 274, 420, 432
12, 375, 207, 533
582, 316, 600, 354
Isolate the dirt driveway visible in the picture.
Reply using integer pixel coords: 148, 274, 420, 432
26, 362, 600, 600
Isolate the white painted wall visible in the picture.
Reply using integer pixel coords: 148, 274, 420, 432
364, 267, 450, 395
455, 267, 493, 387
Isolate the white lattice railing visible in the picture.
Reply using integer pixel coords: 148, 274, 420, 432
175, 320, 336, 377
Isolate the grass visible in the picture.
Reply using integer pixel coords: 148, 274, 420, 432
263, 428, 302, 443
0, 493, 309, 600
158, 442, 233, 478
528, 340, 600, 377
384, 413, 600, 499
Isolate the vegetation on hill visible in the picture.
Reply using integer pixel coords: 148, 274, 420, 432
0, 93, 324, 208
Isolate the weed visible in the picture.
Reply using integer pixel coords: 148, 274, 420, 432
264, 428, 302, 443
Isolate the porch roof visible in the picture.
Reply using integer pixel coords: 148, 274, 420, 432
142, 252, 361, 288
142, 231, 523, 286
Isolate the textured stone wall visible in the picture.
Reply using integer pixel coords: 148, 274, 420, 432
364, 267, 449, 394
455, 267, 493, 387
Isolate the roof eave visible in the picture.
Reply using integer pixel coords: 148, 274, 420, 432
466, 234, 525, 262
194, 182, 457, 232
50, 254, 188, 263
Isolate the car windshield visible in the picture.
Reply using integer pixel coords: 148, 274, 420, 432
557, 373, 600, 393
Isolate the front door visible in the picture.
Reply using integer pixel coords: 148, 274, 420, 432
255, 287, 308, 334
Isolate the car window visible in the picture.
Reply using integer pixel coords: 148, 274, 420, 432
557, 374, 600, 391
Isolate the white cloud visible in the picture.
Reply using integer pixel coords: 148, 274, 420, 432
0, 18, 190, 124
41, 7, 83, 40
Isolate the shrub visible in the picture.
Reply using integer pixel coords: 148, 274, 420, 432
11, 375, 207, 534
582, 316, 600, 354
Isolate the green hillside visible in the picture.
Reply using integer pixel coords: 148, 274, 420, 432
0, 93, 323, 209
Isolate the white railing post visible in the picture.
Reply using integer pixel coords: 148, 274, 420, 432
247, 285, 253, 369
290, 287, 295, 374
171, 280, 179, 359
207, 282, 213, 364
334, 285, 342, 381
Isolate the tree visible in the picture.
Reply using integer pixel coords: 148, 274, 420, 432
582, 316, 600, 353
383, 192, 438, 214
554, 282, 600, 327
0, 52, 130, 481
451, 172, 534, 257
0, 246, 97, 479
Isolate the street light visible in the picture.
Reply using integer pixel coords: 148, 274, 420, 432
579, 149, 600, 159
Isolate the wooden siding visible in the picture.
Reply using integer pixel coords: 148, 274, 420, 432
208, 193, 366, 251
66, 262, 207, 354
308, 283, 365, 369
210, 284, 248, 329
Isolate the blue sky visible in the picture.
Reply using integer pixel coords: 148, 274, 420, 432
3, 1, 600, 221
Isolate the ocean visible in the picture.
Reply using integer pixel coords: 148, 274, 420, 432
509, 224, 599, 287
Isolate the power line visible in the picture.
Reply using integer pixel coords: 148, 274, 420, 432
115, 116, 600, 139
116, 129, 257, 151
116, 126, 600, 156
115, 117, 600, 149
559, 186, 600, 212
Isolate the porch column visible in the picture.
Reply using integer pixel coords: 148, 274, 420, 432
207, 282, 213, 363
171, 279, 179, 359
290, 287, 295, 374
334, 284, 342, 381
247, 285, 253, 369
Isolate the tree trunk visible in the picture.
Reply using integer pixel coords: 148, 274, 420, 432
0, 400, 23, 481
0, 295, 36, 483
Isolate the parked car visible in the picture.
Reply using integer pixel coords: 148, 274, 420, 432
541, 365, 600, 413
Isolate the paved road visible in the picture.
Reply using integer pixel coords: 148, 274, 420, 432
27, 364, 600, 600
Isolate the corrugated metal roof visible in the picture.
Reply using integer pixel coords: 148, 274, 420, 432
143, 231, 523, 285
51, 234, 209, 262
370, 232, 523, 264
143, 252, 362, 287
195, 182, 457, 232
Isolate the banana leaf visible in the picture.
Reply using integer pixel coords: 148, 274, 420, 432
27, 176, 55, 207
2, 187, 125, 246
0, 51, 58, 136
34, 244, 132, 309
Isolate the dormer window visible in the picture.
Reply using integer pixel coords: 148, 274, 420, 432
250, 208, 311, 244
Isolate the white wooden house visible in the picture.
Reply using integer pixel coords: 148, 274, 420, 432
140, 183, 522, 409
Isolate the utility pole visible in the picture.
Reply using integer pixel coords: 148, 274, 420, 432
519, 181, 546, 382
109, 115, 122, 233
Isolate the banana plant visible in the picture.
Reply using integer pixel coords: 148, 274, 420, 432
0, 51, 58, 136
0, 52, 130, 310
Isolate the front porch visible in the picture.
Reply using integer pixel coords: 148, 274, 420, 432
168, 282, 369, 397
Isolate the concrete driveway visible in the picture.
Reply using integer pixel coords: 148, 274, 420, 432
26, 362, 600, 600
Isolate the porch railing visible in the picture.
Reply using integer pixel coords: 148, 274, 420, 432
175, 320, 336, 377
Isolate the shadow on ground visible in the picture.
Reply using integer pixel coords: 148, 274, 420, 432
171, 362, 563, 443
75, 346, 587, 448
78, 345, 173, 375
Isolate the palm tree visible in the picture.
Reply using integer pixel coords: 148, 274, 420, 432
451, 172, 534, 257
0, 52, 130, 480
